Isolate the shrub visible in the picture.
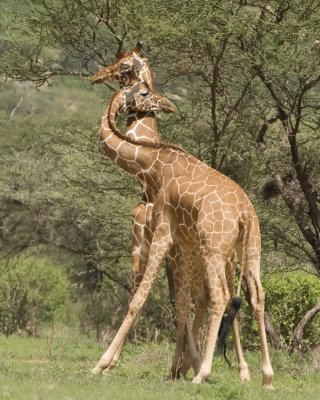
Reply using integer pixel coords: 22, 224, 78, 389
263, 272, 320, 348
77, 271, 175, 342
0, 256, 70, 335
240, 271, 320, 350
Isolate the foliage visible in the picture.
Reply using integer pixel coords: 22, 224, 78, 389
0, 0, 320, 347
240, 272, 320, 350
77, 268, 175, 341
0, 77, 140, 297
0, 256, 70, 335
263, 272, 320, 348
1, 0, 320, 274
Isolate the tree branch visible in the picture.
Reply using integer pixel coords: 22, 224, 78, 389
257, 113, 279, 150
292, 297, 320, 352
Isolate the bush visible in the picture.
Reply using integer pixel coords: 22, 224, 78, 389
0, 256, 70, 335
263, 272, 320, 348
77, 271, 175, 342
240, 271, 320, 350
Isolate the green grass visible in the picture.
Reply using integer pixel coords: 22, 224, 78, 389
0, 327, 319, 400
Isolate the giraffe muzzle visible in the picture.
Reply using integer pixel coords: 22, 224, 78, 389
158, 98, 176, 113
91, 69, 114, 84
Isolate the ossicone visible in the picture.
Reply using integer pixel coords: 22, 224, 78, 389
133, 40, 143, 54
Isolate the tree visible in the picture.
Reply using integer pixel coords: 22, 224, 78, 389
1, 0, 320, 342
2, 0, 320, 269
120, 0, 320, 274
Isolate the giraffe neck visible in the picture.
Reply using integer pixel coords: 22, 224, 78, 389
138, 67, 155, 91
125, 56, 161, 143
100, 89, 198, 193
126, 111, 161, 143
132, 54, 155, 91
100, 91, 159, 186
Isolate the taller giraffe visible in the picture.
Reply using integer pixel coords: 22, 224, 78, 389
93, 42, 164, 294
91, 83, 274, 388
92, 46, 249, 381
92, 44, 196, 374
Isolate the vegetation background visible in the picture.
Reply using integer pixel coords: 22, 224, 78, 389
0, 0, 320, 398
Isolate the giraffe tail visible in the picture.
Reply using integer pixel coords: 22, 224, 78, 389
215, 296, 242, 364
216, 215, 251, 363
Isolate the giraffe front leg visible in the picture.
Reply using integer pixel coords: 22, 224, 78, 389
170, 244, 202, 378
102, 341, 124, 372
232, 318, 250, 382
92, 222, 173, 374
105, 202, 152, 372
131, 202, 152, 296
184, 319, 202, 376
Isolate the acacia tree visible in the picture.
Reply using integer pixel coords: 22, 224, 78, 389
238, 1, 320, 274
1, 0, 320, 343
2, 1, 320, 259
115, 0, 320, 275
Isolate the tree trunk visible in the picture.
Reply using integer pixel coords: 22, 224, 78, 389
292, 297, 320, 352
264, 312, 283, 349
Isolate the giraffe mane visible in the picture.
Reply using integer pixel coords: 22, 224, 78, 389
116, 51, 131, 59
141, 58, 155, 90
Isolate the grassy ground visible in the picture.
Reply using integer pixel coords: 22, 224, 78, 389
0, 327, 319, 400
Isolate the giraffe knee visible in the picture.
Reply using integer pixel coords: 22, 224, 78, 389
224, 289, 231, 305
128, 298, 142, 316
250, 287, 265, 315
246, 272, 265, 311
219, 277, 231, 308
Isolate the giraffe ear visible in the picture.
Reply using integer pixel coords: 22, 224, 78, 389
132, 40, 143, 55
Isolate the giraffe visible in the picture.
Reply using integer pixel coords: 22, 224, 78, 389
90, 82, 274, 388
92, 43, 205, 377
92, 42, 167, 299
92, 45, 250, 381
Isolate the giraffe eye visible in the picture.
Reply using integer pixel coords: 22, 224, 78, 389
140, 91, 149, 97
120, 62, 131, 71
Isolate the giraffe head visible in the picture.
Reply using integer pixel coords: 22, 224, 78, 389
121, 82, 176, 114
92, 41, 149, 87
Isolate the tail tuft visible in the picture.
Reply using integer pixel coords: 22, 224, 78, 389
216, 297, 242, 365
231, 296, 242, 312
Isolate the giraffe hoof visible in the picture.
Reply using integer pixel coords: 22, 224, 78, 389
262, 370, 274, 389
102, 368, 112, 375
263, 383, 274, 390
240, 369, 251, 383
192, 376, 203, 384
91, 367, 101, 375
91, 366, 103, 375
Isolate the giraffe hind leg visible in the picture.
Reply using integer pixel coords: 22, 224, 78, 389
169, 279, 190, 379
180, 286, 208, 377
193, 252, 230, 384
226, 247, 250, 382
245, 267, 273, 388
